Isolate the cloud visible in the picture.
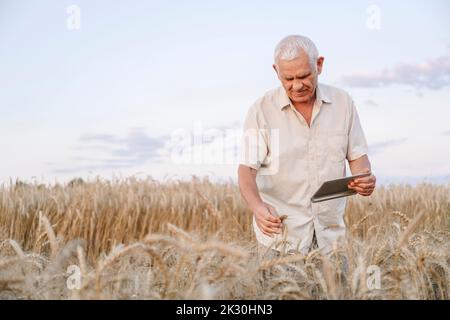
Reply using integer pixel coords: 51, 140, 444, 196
363, 99, 378, 107
369, 138, 408, 154
341, 54, 450, 90
48, 123, 244, 174
442, 130, 450, 136
79, 133, 122, 144
50, 128, 169, 173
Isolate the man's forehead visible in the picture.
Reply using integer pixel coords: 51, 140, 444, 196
278, 63, 312, 77
277, 56, 311, 73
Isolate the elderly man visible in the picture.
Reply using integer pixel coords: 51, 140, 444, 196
238, 35, 376, 256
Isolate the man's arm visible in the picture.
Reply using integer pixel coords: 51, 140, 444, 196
348, 155, 376, 196
238, 164, 281, 237
237, 165, 262, 210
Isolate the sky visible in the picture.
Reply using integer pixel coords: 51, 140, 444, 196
1, 0, 449, 185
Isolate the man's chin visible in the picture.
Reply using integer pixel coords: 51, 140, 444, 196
291, 96, 310, 104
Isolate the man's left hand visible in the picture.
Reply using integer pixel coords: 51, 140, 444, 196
348, 169, 376, 196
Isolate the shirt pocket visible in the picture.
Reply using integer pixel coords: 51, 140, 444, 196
326, 131, 348, 162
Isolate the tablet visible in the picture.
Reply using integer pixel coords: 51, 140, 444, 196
311, 172, 372, 203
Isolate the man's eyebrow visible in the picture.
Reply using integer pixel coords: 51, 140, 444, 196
296, 72, 311, 78
284, 72, 311, 80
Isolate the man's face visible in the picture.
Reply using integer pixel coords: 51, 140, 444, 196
273, 51, 324, 105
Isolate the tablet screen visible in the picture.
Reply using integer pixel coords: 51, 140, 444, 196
311, 172, 371, 203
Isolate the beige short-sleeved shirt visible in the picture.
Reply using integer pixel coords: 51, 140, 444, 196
240, 83, 368, 254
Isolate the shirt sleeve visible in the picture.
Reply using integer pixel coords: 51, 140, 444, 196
347, 100, 369, 161
239, 105, 268, 170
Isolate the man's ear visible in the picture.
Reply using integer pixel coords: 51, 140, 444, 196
316, 56, 324, 75
272, 63, 278, 74
273, 63, 281, 80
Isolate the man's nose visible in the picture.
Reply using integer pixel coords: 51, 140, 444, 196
292, 80, 304, 91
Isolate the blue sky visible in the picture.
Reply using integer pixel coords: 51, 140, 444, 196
1, 0, 449, 184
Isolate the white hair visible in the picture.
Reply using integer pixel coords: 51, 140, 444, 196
274, 35, 319, 71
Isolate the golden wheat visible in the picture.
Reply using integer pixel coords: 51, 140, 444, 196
0, 177, 448, 299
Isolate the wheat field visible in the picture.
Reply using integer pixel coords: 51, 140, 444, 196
0, 177, 448, 300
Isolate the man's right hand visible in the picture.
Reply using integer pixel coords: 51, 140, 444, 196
252, 202, 282, 238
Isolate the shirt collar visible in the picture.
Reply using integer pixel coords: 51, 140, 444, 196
279, 83, 332, 110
